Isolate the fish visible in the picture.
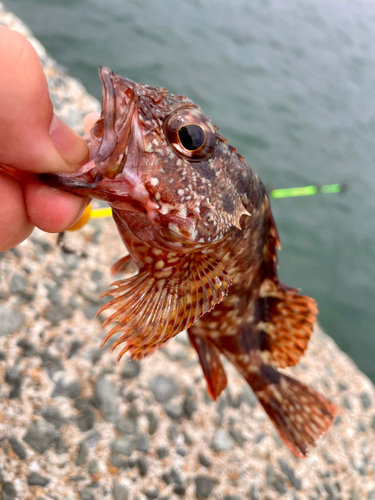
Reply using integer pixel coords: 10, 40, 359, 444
41, 66, 337, 457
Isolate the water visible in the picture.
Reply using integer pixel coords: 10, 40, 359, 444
4, 0, 375, 381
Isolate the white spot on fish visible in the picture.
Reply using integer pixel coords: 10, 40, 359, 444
150, 177, 159, 186
168, 223, 181, 234
208, 322, 218, 329
178, 206, 187, 217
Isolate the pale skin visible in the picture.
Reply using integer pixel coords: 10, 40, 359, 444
0, 27, 99, 252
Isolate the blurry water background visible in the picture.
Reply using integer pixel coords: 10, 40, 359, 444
4, 0, 375, 381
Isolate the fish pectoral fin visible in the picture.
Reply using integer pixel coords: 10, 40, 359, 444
110, 255, 139, 276
253, 369, 337, 458
188, 331, 227, 400
256, 279, 318, 368
97, 253, 231, 360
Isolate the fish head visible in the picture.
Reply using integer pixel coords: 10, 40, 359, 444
41, 67, 252, 249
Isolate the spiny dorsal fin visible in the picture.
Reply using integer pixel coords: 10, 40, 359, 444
256, 279, 318, 368
97, 253, 231, 360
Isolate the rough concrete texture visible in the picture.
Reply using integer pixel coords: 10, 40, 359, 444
1, 3, 375, 499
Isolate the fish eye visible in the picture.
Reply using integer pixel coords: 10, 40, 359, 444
178, 124, 205, 151
164, 107, 216, 161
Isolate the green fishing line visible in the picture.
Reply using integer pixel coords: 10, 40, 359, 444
270, 184, 343, 199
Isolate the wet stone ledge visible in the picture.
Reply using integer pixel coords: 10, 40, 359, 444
1, 3, 375, 500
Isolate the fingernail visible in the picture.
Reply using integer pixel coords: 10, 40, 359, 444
50, 114, 89, 166
83, 112, 101, 138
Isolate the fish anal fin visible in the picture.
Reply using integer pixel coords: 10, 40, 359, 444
188, 331, 227, 400
97, 253, 231, 360
256, 279, 318, 368
254, 370, 337, 458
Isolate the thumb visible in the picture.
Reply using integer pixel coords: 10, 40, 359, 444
43, 114, 90, 173
0, 28, 88, 174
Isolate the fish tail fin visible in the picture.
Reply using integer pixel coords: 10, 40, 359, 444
188, 331, 227, 400
249, 367, 337, 457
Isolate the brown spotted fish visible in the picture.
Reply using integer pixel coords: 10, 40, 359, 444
41, 67, 337, 457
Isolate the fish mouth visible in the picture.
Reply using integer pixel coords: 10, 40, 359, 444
40, 67, 144, 197
94, 66, 143, 180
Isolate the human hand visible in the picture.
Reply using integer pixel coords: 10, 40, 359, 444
0, 27, 91, 252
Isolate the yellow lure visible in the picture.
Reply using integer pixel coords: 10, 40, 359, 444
66, 205, 112, 231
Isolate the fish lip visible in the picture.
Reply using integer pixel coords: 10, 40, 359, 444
39, 170, 103, 192
94, 67, 141, 181
96, 66, 118, 164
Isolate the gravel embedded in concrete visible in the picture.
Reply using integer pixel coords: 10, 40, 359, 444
135, 434, 150, 453
9, 274, 27, 294
116, 415, 137, 434
76, 408, 95, 432
195, 476, 217, 499
0, 306, 24, 336
23, 419, 58, 454
41, 405, 68, 429
52, 378, 81, 398
122, 359, 141, 379
43, 304, 73, 324
212, 428, 233, 452
112, 480, 129, 500
149, 374, 179, 403
110, 438, 133, 456
95, 375, 119, 422
8, 437, 27, 460
278, 459, 302, 490
75, 441, 89, 466
1, 482, 17, 500
164, 400, 184, 420
27, 472, 50, 486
